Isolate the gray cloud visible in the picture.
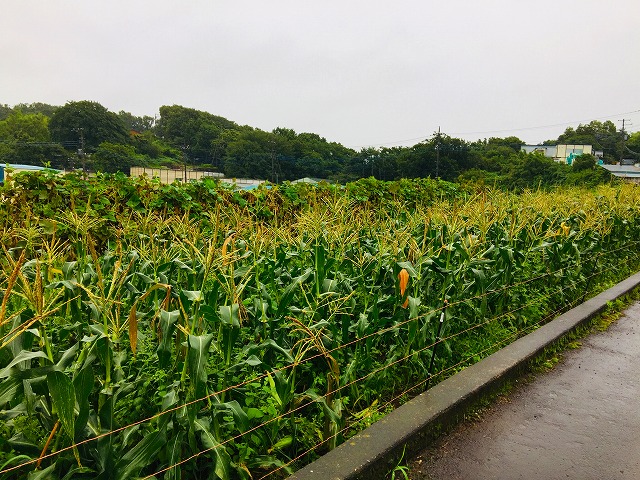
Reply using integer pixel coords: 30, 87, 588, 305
2, 0, 638, 147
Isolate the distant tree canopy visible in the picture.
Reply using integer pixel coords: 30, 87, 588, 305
626, 131, 640, 161
0, 104, 12, 121
117, 111, 155, 133
0, 111, 50, 142
11, 102, 59, 118
91, 142, 138, 173
0, 99, 624, 189
49, 101, 128, 151
155, 105, 238, 165
571, 153, 597, 172
555, 120, 621, 162
0, 110, 71, 168
504, 152, 566, 190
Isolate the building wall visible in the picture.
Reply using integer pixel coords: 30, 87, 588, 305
555, 145, 593, 164
521, 145, 556, 157
521, 145, 594, 164
130, 167, 263, 187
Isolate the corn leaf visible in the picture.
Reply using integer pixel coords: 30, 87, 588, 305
114, 429, 165, 480
194, 418, 232, 480
46, 371, 75, 441
73, 366, 94, 439
1, 351, 51, 378
0, 377, 22, 408
188, 333, 214, 398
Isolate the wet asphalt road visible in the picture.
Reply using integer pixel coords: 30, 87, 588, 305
409, 301, 640, 480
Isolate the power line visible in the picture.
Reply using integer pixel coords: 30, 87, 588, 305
347, 108, 640, 149
0, 140, 77, 147
450, 109, 640, 136
347, 135, 428, 149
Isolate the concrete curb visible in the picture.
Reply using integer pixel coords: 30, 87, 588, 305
288, 271, 640, 480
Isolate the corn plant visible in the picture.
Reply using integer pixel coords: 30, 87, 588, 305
1, 174, 640, 479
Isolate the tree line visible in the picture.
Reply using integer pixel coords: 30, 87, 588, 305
1, 100, 637, 188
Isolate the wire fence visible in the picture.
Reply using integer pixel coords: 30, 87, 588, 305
0, 242, 639, 478
142, 259, 629, 480
256, 293, 589, 480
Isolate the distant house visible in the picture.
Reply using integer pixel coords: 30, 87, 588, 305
599, 164, 640, 184
521, 144, 597, 165
520, 145, 556, 158
291, 177, 325, 185
129, 166, 266, 188
0, 163, 60, 183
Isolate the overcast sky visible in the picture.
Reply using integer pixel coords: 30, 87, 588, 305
2, 0, 639, 148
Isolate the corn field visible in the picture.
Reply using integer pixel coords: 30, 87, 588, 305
1, 172, 639, 479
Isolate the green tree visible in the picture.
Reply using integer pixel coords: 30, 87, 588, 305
269, 127, 297, 182
221, 126, 356, 182
0, 104, 12, 121
290, 132, 346, 180
626, 131, 640, 161
566, 155, 612, 187
0, 111, 50, 142
395, 134, 470, 181
223, 128, 273, 178
556, 120, 620, 162
92, 142, 138, 173
504, 152, 567, 189
49, 101, 128, 151
571, 153, 596, 172
345, 147, 382, 180
482, 136, 525, 152
12, 102, 59, 118
117, 110, 156, 132
341, 146, 399, 182
0, 142, 71, 169
0, 111, 71, 168
156, 105, 237, 165
130, 130, 181, 163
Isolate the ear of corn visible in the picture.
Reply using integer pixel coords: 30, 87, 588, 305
2, 173, 640, 478
398, 268, 410, 308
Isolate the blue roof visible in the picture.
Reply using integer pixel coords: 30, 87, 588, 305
599, 164, 640, 178
1, 163, 61, 172
240, 184, 272, 191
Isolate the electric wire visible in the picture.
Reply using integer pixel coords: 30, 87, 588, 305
347, 108, 640, 149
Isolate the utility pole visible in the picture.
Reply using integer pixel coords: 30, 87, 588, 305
73, 127, 86, 177
270, 140, 277, 184
181, 144, 189, 182
435, 126, 441, 179
619, 119, 631, 163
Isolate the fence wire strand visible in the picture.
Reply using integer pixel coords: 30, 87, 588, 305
256, 293, 595, 479
0, 244, 638, 477
141, 257, 632, 480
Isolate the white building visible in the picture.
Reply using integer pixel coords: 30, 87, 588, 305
521, 144, 595, 165
130, 166, 264, 188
